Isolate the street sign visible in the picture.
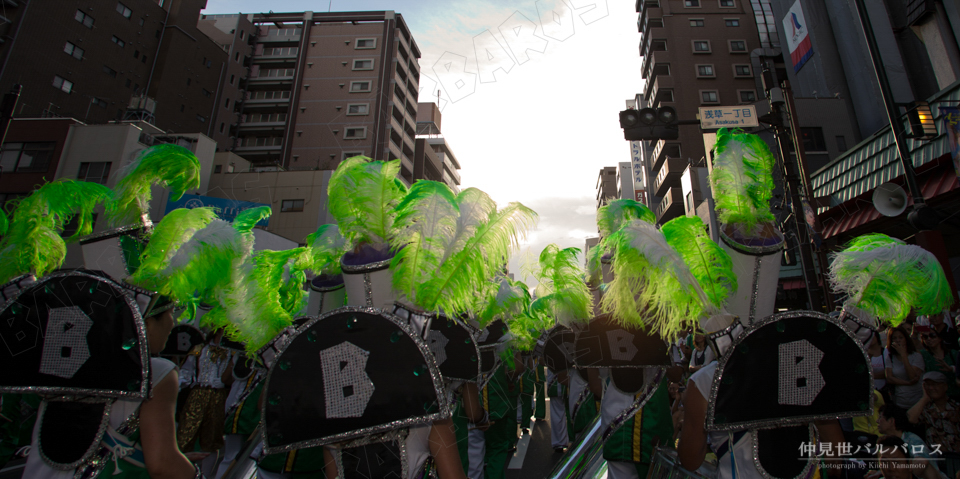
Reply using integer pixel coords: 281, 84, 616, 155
698, 106, 759, 129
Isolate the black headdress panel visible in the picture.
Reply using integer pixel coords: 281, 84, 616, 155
573, 315, 669, 368
477, 319, 508, 374
537, 325, 575, 372
426, 314, 481, 382
160, 324, 205, 356
0, 271, 151, 399
261, 307, 448, 454
707, 311, 872, 431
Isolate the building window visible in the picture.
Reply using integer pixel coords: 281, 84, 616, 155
719, 0, 735, 6
689, 19, 704, 27
739, 90, 757, 102
0, 142, 56, 173
651, 40, 667, 52
64, 42, 84, 60
684, 0, 700, 6
653, 63, 671, 77
219, 123, 225, 133
725, 18, 740, 26
230, 74, 235, 85
343, 151, 363, 160
649, 18, 664, 28
281, 199, 304, 212
344, 127, 367, 139
729, 40, 747, 52
734, 64, 751, 76
249, 90, 291, 100
202, 88, 212, 98
103, 66, 117, 78
77, 162, 111, 184
224, 98, 230, 109
701, 90, 719, 103
138, 18, 144, 26
659, 89, 675, 102
111, 36, 125, 47
134, 50, 140, 59
196, 115, 206, 123
352, 59, 374, 71
180, 104, 185, 112
91, 97, 107, 108
350, 81, 371, 92
74, 10, 95, 28
235, 52, 240, 62
141, 55, 147, 64
52, 75, 73, 93
693, 40, 710, 53
801, 127, 827, 151
214, 165, 222, 173
346, 103, 369, 115
696, 64, 715, 77
186, 78, 191, 86
116, 2, 132, 18
355, 38, 376, 49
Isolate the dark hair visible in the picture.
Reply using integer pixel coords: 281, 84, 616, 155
879, 404, 909, 432
886, 326, 916, 358
877, 435, 909, 458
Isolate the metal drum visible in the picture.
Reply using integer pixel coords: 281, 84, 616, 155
647, 447, 717, 479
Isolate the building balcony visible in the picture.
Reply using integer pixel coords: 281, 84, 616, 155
644, 74, 673, 105
242, 97, 291, 108
259, 34, 301, 43
651, 140, 681, 173
653, 158, 685, 198
638, 1, 660, 33
639, 26, 664, 58
655, 187, 684, 223
641, 50, 669, 81
234, 144, 282, 153
444, 161, 461, 184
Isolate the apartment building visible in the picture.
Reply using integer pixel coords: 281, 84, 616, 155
596, 166, 618, 210
413, 102, 461, 191
223, 11, 421, 181
637, 0, 762, 223
0, 0, 234, 149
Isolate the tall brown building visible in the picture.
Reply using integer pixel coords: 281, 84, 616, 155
637, 0, 761, 223
0, 0, 239, 150
228, 11, 421, 180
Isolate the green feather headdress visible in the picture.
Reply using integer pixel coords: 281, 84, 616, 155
390, 183, 537, 315
127, 207, 218, 293
527, 244, 592, 326
589, 199, 656, 285
477, 277, 531, 328
829, 233, 954, 326
600, 217, 735, 340
300, 224, 349, 276
327, 156, 407, 248
709, 128, 776, 235
0, 179, 113, 283
105, 144, 201, 228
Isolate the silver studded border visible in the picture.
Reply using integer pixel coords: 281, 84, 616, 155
601, 367, 665, 443
260, 306, 452, 455
37, 398, 114, 471
340, 257, 392, 274
749, 256, 762, 323
705, 310, 873, 432
0, 271, 152, 400
77, 224, 147, 245
750, 423, 818, 479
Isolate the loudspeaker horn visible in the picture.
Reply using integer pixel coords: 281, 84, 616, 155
872, 183, 908, 217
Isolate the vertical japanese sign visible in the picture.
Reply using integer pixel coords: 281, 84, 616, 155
943, 107, 960, 178
783, 0, 813, 73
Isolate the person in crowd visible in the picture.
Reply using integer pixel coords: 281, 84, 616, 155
884, 326, 926, 409
177, 329, 236, 476
23, 307, 208, 478
920, 329, 960, 400
686, 333, 715, 375
907, 371, 960, 477
870, 332, 889, 393
877, 405, 943, 479
854, 389, 885, 447
868, 436, 926, 479
930, 312, 959, 352
546, 368, 568, 454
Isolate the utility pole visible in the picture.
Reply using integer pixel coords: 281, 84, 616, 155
760, 68, 826, 312
781, 80, 834, 311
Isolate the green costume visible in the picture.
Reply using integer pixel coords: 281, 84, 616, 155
0, 394, 40, 469
482, 365, 521, 479
567, 371, 599, 442
224, 379, 263, 436
519, 368, 535, 431
602, 377, 674, 478
534, 364, 546, 420
453, 396, 471, 475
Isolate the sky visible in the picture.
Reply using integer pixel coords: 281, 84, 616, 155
202, 0, 644, 283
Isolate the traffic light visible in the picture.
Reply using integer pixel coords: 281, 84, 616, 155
619, 106, 679, 141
